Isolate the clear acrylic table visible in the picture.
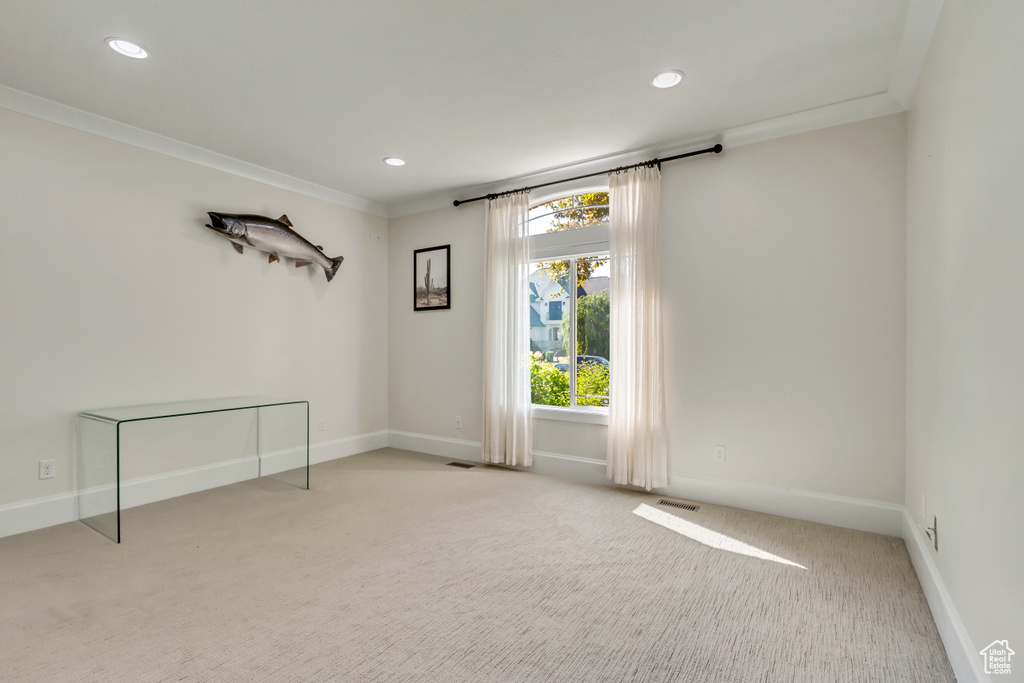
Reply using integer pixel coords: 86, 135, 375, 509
77, 396, 309, 543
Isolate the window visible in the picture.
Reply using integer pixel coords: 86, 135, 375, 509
528, 190, 610, 412
528, 191, 609, 235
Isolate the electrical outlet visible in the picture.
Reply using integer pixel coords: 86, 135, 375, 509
319, 418, 326, 431
713, 445, 726, 462
454, 415, 462, 429
39, 459, 55, 479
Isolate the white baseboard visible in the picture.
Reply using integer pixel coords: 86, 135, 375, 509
0, 431, 388, 540
385, 430, 903, 536
312, 430, 389, 464
903, 510, 986, 683
119, 455, 259, 509
388, 430, 482, 461
531, 450, 608, 484
0, 492, 78, 540
659, 472, 905, 537
385, 432, 611, 486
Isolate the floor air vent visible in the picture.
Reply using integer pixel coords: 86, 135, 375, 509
658, 499, 699, 512
447, 462, 475, 469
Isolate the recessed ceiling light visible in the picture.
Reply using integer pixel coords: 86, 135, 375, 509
105, 37, 148, 59
383, 157, 406, 166
651, 70, 684, 89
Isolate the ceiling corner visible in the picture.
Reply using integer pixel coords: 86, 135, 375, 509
887, 0, 946, 109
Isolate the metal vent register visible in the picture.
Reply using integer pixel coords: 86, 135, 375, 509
446, 462, 475, 469
657, 499, 700, 512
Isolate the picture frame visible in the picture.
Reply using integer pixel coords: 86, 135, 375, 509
413, 244, 451, 311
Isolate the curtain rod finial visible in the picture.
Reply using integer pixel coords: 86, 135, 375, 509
713, 144, 723, 154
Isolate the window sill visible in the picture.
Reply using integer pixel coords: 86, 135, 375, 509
531, 405, 609, 425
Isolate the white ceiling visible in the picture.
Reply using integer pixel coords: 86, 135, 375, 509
0, 0, 942, 215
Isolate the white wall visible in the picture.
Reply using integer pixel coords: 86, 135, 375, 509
662, 114, 907, 503
0, 107, 389, 509
388, 202, 486, 445
906, 0, 1024, 672
388, 114, 907, 507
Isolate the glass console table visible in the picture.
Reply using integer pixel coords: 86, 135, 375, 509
77, 396, 309, 543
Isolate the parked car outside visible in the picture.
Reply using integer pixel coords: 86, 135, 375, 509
576, 355, 609, 370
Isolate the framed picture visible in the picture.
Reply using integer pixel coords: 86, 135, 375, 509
413, 244, 451, 311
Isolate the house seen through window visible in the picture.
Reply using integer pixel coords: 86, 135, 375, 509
528, 191, 610, 409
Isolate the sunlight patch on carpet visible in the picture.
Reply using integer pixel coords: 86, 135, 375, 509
633, 503, 806, 569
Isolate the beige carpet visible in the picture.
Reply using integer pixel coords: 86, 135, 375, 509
0, 448, 953, 682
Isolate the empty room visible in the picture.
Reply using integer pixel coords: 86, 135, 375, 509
0, 1, 1020, 681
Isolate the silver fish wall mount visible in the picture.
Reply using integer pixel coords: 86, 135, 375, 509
204, 212, 344, 282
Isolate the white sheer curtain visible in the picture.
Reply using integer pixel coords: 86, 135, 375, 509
482, 192, 533, 466
607, 165, 667, 490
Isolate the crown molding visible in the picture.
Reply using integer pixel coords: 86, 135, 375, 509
386, 133, 718, 219
0, 84, 389, 218
388, 92, 902, 219
721, 92, 903, 148
2, 0, 943, 224
388, 1, 944, 220
888, 0, 946, 109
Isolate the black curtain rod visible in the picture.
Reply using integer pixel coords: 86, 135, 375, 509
452, 143, 723, 207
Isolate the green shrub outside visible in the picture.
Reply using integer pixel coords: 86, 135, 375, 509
530, 358, 609, 407
531, 359, 569, 406
576, 361, 610, 407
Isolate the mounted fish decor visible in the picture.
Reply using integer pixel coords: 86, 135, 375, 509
204, 212, 345, 282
